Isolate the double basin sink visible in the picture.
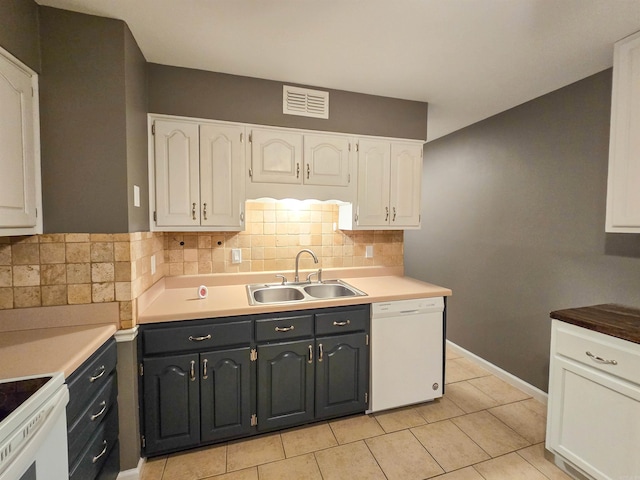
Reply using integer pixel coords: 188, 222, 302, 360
247, 279, 367, 305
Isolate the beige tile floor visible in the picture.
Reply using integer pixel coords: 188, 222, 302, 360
142, 347, 571, 480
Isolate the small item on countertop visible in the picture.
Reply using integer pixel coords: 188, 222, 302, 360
198, 285, 208, 299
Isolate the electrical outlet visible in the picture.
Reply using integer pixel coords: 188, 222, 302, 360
133, 185, 140, 207
365, 245, 374, 258
231, 248, 242, 264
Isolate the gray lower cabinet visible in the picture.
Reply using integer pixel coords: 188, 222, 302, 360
139, 305, 369, 456
66, 337, 119, 480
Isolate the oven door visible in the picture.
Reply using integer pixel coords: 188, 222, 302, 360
0, 386, 69, 480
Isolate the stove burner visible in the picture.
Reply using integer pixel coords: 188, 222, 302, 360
0, 376, 51, 423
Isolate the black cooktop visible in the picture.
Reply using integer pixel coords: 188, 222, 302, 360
0, 376, 52, 422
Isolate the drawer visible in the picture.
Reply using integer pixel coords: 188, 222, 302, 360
67, 338, 117, 425
554, 321, 640, 385
315, 305, 369, 335
68, 373, 118, 466
69, 404, 119, 480
255, 314, 313, 342
143, 319, 252, 355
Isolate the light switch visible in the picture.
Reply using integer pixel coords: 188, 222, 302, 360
365, 245, 374, 258
231, 248, 242, 264
151, 254, 156, 274
133, 185, 140, 207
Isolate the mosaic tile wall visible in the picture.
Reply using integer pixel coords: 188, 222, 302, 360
0, 202, 403, 328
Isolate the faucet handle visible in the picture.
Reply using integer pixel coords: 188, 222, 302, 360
306, 268, 323, 283
275, 274, 288, 285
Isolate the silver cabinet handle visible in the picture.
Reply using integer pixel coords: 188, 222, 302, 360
90, 365, 106, 383
385, 206, 389, 221
189, 334, 212, 342
308, 344, 313, 364
586, 351, 618, 365
306, 163, 310, 179
203, 203, 207, 220
240, 211, 245, 222
92, 441, 108, 464
333, 320, 350, 327
318, 343, 324, 362
192, 202, 196, 220
202, 358, 208, 380
190, 360, 196, 381
392, 206, 397, 222
90, 401, 107, 421
275, 325, 295, 332
296, 163, 300, 178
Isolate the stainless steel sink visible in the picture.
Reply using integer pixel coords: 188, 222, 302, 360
246, 279, 367, 305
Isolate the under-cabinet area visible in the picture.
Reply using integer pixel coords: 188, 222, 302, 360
138, 304, 370, 456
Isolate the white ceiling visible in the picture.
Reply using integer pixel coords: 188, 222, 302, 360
36, 0, 640, 141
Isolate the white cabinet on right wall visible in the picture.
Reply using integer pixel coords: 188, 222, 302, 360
339, 139, 422, 230
606, 30, 640, 233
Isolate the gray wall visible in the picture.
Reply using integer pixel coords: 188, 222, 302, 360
148, 63, 428, 140
124, 25, 150, 232
0, 0, 40, 71
39, 7, 148, 233
405, 70, 640, 392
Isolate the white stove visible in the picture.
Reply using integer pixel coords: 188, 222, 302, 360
0, 372, 69, 480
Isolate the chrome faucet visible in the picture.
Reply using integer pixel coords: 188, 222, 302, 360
294, 249, 318, 282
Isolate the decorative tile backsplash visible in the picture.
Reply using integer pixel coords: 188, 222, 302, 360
0, 202, 403, 328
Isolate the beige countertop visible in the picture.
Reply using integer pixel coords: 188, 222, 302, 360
138, 267, 452, 324
0, 302, 119, 380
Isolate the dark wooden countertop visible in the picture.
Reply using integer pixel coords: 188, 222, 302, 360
550, 304, 640, 345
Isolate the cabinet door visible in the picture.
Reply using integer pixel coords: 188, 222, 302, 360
315, 333, 368, 419
257, 339, 314, 431
390, 142, 422, 227
547, 356, 640, 479
200, 347, 252, 443
143, 354, 200, 455
304, 134, 350, 186
355, 139, 391, 226
250, 128, 303, 184
200, 123, 245, 228
0, 50, 40, 232
606, 31, 640, 233
153, 119, 200, 227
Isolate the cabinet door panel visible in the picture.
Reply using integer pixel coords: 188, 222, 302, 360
143, 354, 200, 455
390, 143, 422, 227
257, 340, 314, 431
200, 347, 252, 442
154, 120, 200, 227
356, 139, 390, 226
304, 134, 350, 186
200, 123, 245, 227
316, 334, 368, 419
0, 52, 38, 230
251, 129, 303, 184
547, 356, 640, 480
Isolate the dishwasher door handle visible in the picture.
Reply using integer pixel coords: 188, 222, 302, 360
399, 310, 421, 315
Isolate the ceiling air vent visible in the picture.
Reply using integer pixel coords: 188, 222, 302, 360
283, 85, 329, 119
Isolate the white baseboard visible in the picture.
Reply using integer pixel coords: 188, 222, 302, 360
117, 457, 145, 480
446, 340, 548, 405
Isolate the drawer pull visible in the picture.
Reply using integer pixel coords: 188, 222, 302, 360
90, 401, 107, 421
92, 440, 108, 463
189, 334, 212, 342
275, 326, 295, 332
89, 365, 106, 383
586, 351, 618, 365
333, 320, 351, 327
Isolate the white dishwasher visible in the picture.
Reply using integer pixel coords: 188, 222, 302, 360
369, 297, 445, 413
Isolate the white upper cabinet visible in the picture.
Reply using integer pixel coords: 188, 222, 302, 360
250, 128, 303, 184
339, 139, 422, 230
606, 31, 640, 233
151, 117, 245, 231
247, 127, 353, 201
303, 134, 350, 187
0, 48, 41, 236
